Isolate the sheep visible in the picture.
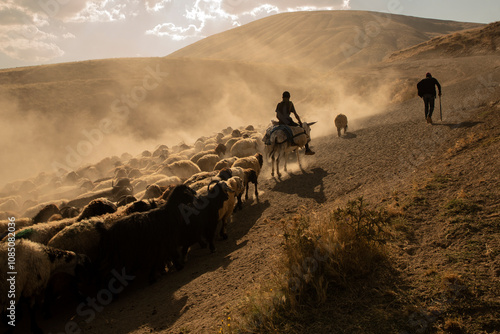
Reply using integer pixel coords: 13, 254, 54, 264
127, 168, 142, 179
196, 154, 222, 172
141, 184, 163, 200
32, 204, 60, 224
213, 157, 238, 171
190, 143, 226, 164
334, 113, 348, 137
0, 218, 32, 240
60, 206, 80, 219
116, 195, 137, 207
0, 196, 21, 212
47, 199, 158, 265
164, 154, 189, 165
22, 200, 67, 220
48, 221, 104, 264
198, 177, 244, 240
161, 160, 202, 181
221, 126, 233, 135
3, 218, 76, 245
66, 177, 133, 208
76, 165, 101, 181
232, 153, 264, 201
152, 145, 169, 158
230, 138, 260, 158
76, 198, 117, 222
0, 204, 61, 239
183, 169, 232, 192
221, 167, 258, 209
0, 239, 90, 334
194, 140, 205, 152
96, 184, 199, 283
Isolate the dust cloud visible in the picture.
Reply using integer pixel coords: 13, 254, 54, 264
0, 57, 400, 191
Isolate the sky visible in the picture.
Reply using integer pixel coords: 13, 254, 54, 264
0, 0, 498, 69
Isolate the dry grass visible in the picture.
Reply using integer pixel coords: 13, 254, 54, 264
235, 198, 393, 333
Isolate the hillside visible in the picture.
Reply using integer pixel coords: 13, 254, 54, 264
388, 21, 499, 61
170, 11, 482, 70
1, 11, 499, 334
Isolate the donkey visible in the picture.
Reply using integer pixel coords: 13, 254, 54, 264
266, 122, 316, 178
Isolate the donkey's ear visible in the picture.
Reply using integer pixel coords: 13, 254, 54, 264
306, 121, 317, 126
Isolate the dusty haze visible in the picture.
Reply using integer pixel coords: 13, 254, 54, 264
0, 11, 484, 188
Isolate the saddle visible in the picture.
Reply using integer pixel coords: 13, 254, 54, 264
263, 121, 300, 145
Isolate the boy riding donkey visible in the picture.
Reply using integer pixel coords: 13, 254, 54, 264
264, 91, 315, 155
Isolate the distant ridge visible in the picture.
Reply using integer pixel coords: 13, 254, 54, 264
169, 10, 483, 69
388, 21, 499, 61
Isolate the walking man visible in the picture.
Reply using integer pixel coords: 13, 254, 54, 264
417, 72, 442, 124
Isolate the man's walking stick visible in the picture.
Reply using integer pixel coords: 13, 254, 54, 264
439, 95, 442, 121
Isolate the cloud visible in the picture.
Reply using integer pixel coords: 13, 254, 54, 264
146, 0, 350, 41
145, 0, 173, 13
0, 33, 64, 62
146, 22, 201, 40
68, 1, 128, 23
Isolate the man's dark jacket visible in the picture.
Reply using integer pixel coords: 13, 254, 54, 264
417, 77, 441, 97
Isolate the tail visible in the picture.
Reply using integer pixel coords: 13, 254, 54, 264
268, 137, 278, 160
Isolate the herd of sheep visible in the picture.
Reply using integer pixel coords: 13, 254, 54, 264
0, 124, 265, 333
0, 115, 348, 333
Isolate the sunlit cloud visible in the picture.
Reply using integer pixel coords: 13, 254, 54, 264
68, 1, 128, 23
0, 0, 351, 67
145, 0, 173, 13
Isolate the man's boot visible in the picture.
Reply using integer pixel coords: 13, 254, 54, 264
305, 143, 315, 155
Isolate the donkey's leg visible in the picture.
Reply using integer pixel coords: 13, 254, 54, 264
283, 150, 288, 172
296, 149, 303, 170
276, 150, 281, 178
271, 150, 275, 177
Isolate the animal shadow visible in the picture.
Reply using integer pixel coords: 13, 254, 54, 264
271, 167, 328, 203
341, 132, 357, 139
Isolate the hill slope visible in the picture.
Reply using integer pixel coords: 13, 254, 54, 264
388, 20, 499, 61
170, 11, 482, 70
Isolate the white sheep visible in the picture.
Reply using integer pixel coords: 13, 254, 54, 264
224, 167, 259, 207
334, 113, 348, 137
2, 218, 76, 245
165, 154, 190, 165
232, 153, 264, 201
213, 157, 238, 171
190, 143, 226, 164
161, 160, 202, 181
230, 138, 261, 158
47, 220, 103, 263
196, 154, 222, 172
0, 239, 89, 333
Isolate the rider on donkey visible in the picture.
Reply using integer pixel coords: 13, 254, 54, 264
275, 91, 315, 155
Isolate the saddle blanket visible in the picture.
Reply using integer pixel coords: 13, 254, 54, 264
262, 124, 294, 145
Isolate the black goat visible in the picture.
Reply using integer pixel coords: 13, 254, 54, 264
180, 181, 230, 258
96, 184, 197, 283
